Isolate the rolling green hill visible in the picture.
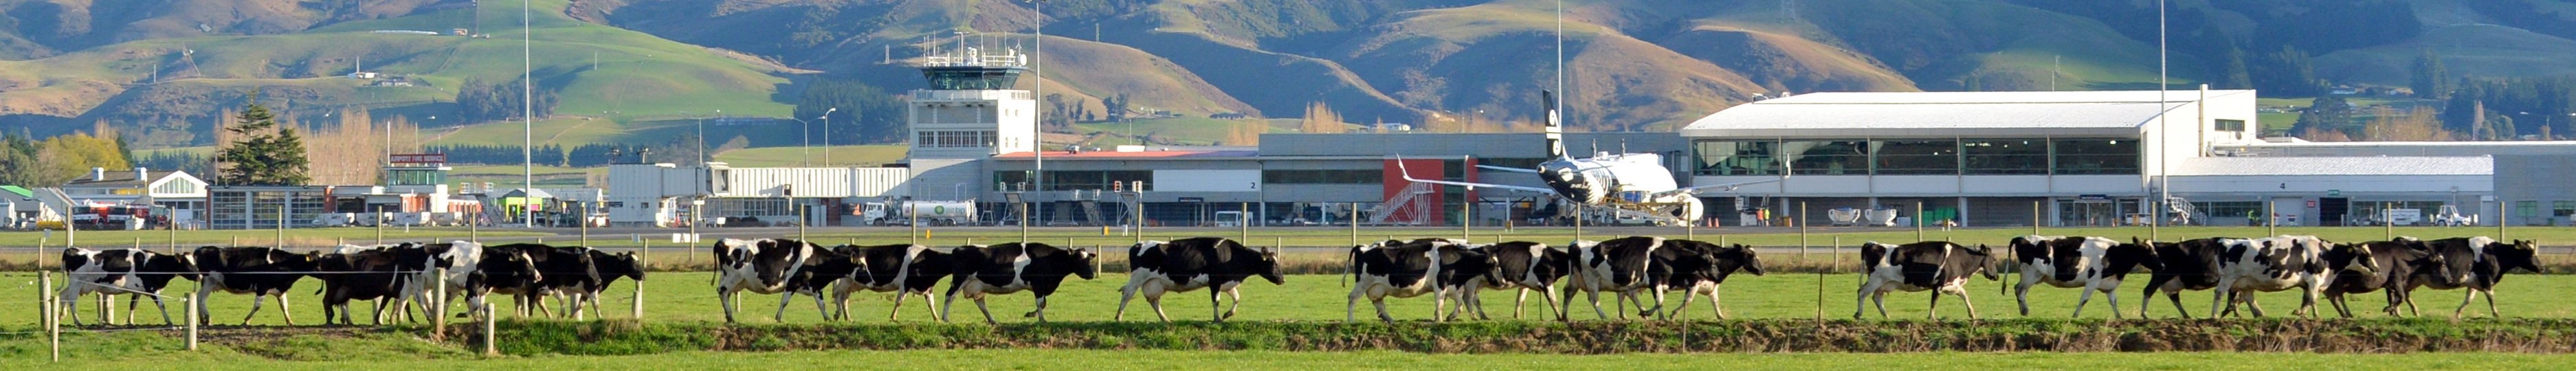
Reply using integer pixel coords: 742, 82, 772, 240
4, 0, 2575, 153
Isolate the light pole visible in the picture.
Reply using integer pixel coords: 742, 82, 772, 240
1026, 0, 1048, 228
821, 108, 838, 166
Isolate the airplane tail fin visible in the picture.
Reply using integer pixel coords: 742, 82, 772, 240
1543, 91, 1564, 159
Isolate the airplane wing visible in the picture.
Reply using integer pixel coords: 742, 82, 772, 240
1395, 156, 1559, 194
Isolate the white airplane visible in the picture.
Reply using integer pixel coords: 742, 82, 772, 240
1398, 91, 1785, 226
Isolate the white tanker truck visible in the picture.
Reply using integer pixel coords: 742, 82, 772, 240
858, 199, 978, 226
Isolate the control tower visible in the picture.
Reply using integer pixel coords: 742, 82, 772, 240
904, 47, 1039, 201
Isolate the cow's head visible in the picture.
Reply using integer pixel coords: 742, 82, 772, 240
1967, 245, 1999, 280
484, 249, 544, 286
1254, 246, 1285, 285
2321, 240, 2377, 277
1072, 247, 1100, 280
611, 251, 647, 282
1724, 244, 1766, 276
2113, 238, 2164, 272
2494, 240, 2542, 274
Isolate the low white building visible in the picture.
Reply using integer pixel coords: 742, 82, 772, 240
1680, 89, 2493, 227
605, 161, 909, 227
59, 167, 209, 227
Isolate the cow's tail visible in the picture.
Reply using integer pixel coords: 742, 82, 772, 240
1345, 245, 1364, 288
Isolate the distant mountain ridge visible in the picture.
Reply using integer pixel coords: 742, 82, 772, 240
2, 0, 2573, 145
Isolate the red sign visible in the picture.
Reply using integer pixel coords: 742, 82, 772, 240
390, 153, 447, 164
2305, 200, 2318, 208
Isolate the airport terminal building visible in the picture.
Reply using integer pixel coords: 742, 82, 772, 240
598, 49, 2560, 228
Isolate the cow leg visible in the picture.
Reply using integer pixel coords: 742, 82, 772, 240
1927, 288, 1943, 319
1224, 288, 1245, 320
2380, 287, 2404, 317
1672, 288, 1697, 319
973, 297, 999, 325
1711, 288, 1729, 320
2014, 277, 2034, 316
1210, 287, 1225, 322
2326, 291, 2352, 318
2245, 293, 2269, 318
1954, 287, 1981, 319
718, 289, 739, 323
149, 292, 174, 326
1584, 286, 1610, 320
2483, 289, 2500, 317
1344, 287, 1362, 322
2072, 286, 2096, 318
830, 290, 852, 322
773, 291, 797, 322
1028, 295, 1051, 322
1373, 296, 1396, 324
2164, 290, 2193, 319
811, 291, 832, 320
59, 289, 81, 326
2208, 284, 2230, 318
918, 291, 940, 322
241, 293, 267, 325
1113, 282, 1137, 322
1148, 289, 1172, 322
2453, 289, 2477, 318
1537, 286, 1566, 321
1432, 288, 1449, 323
2138, 283, 2159, 318
1852, 282, 1875, 319
1870, 291, 1889, 319
2101, 286, 2123, 319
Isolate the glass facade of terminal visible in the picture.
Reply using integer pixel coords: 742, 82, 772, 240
1693, 138, 2140, 176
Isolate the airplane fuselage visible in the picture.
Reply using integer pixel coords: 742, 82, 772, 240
1540, 153, 1680, 206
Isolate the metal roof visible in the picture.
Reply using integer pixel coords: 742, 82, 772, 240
2173, 156, 2491, 177
1680, 90, 2254, 138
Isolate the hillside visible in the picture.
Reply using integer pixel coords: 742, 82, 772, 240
3, 0, 2575, 151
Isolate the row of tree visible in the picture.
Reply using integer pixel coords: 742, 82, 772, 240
0, 124, 133, 188
455, 78, 559, 124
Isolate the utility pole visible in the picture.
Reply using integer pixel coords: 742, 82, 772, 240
521, 0, 535, 228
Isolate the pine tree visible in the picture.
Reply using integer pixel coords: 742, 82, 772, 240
215, 102, 311, 186
2410, 49, 2452, 100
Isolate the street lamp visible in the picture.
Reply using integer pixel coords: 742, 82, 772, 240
788, 117, 812, 166
821, 108, 837, 166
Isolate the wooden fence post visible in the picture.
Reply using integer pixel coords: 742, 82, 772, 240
432, 267, 448, 342
482, 302, 498, 357
45, 272, 60, 362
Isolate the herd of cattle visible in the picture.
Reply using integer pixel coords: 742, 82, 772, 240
45, 234, 2543, 326
55, 243, 645, 326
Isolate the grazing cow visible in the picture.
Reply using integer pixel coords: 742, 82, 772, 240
478, 244, 595, 317
2403, 237, 2542, 317
562, 248, 645, 319
519, 245, 616, 319
57, 248, 197, 326
190, 247, 323, 325
2139, 238, 2233, 318
2008, 236, 2164, 318
1854, 241, 1999, 319
312, 246, 423, 325
463, 244, 548, 319
1443, 240, 1574, 321
942, 243, 1100, 324
830, 244, 953, 321
1653, 240, 1766, 319
2209, 236, 2377, 318
712, 238, 819, 323
1345, 238, 1494, 323
1115, 237, 1286, 322
2324, 238, 2447, 317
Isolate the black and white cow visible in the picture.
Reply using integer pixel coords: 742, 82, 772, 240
942, 243, 1100, 324
1652, 240, 1766, 320
2210, 236, 2377, 318
775, 246, 865, 322
2324, 238, 2447, 317
1443, 240, 1574, 321
561, 248, 645, 320
464, 244, 547, 319
389, 241, 481, 322
2403, 237, 2542, 317
2139, 238, 2233, 318
1560, 236, 1682, 321
58, 248, 197, 326
712, 238, 819, 323
1345, 238, 1494, 323
191, 247, 323, 325
2008, 236, 2163, 318
313, 246, 422, 325
830, 244, 953, 322
1115, 237, 1286, 322
1854, 241, 1999, 319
